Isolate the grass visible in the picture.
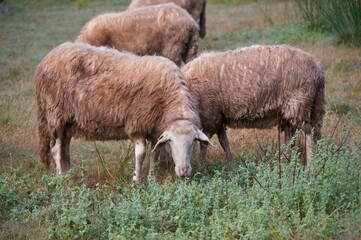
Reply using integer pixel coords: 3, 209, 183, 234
293, 0, 361, 46
0, 0, 360, 239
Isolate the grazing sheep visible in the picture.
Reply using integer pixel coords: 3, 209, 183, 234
127, 0, 207, 38
76, 3, 199, 66
182, 45, 326, 167
35, 42, 212, 183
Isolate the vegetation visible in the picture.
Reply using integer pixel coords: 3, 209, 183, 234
1, 138, 360, 239
293, 0, 361, 46
0, 0, 360, 239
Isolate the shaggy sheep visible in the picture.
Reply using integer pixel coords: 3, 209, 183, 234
76, 3, 199, 66
35, 42, 212, 183
127, 0, 207, 38
182, 44, 326, 167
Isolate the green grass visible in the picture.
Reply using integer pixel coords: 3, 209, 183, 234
1, 139, 360, 239
0, 0, 360, 239
204, 24, 325, 50
293, 0, 361, 46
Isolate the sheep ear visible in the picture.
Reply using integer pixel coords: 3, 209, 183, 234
195, 130, 215, 148
151, 132, 170, 152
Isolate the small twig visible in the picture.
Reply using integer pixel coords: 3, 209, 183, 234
257, 0, 274, 25
330, 117, 341, 140
105, 180, 131, 201
315, 130, 350, 178
292, 151, 298, 186
94, 142, 120, 182
240, 157, 266, 191
278, 125, 282, 189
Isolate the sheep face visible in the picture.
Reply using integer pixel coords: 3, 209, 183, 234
152, 120, 212, 177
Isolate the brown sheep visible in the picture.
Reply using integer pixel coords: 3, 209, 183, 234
182, 45, 326, 167
76, 3, 199, 66
127, 0, 207, 38
35, 42, 212, 183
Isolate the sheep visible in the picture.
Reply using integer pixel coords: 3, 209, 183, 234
181, 44, 326, 167
35, 42, 213, 183
127, 0, 207, 38
76, 3, 199, 66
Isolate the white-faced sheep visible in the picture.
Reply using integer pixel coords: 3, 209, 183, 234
35, 42, 212, 183
127, 0, 207, 38
182, 44, 326, 167
76, 3, 199, 66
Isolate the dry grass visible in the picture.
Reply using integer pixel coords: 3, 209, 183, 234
0, 0, 360, 186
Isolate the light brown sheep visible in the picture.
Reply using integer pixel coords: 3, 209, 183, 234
182, 45, 326, 167
35, 42, 212, 183
76, 3, 199, 66
127, 0, 207, 38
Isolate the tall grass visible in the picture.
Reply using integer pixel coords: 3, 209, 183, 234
294, 0, 361, 46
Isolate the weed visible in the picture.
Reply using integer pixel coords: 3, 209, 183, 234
329, 99, 353, 115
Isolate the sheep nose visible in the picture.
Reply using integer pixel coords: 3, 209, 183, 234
178, 166, 188, 177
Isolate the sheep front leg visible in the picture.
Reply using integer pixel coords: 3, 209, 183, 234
216, 126, 234, 165
149, 141, 160, 177
133, 138, 146, 183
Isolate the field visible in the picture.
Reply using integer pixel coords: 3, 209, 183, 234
0, 0, 360, 239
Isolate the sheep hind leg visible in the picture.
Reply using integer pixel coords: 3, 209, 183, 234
51, 138, 62, 174
216, 126, 234, 166
162, 44, 183, 66
60, 135, 71, 173
50, 130, 71, 174
133, 138, 146, 183
38, 134, 52, 170
38, 116, 53, 169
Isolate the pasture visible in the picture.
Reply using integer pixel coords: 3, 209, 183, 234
0, 0, 360, 239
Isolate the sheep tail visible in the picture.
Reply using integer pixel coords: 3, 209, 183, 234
310, 70, 326, 141
199, 1, 206, 38
182, 27, 199, 64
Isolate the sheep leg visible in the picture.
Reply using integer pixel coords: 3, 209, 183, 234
60, 135, 71, 173
50, 129, 71, 174
39, 134, 52, 169
199, 132, 213, 171
133, 138, 146, 183
149, 141, 160, 177
199, 144, 207, 170
284, 123, 296, 147
282, 122, 296, 162
163, 44, 182, 66
216, 126, 234, 165
51, 138, 62, 174
38, 116, 53, 169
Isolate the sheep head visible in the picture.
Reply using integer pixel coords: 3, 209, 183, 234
152, 120, 213, 177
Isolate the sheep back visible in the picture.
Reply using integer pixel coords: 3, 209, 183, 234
182, 45, 326, 136
76, 3, 199, 65
35, 42, 200, 142
127, 0, 206, 38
